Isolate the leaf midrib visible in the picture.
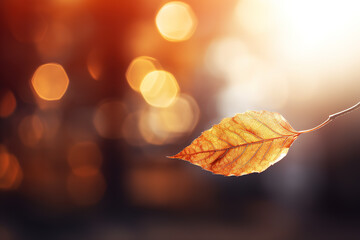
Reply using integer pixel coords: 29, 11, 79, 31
177, 134, 299, 157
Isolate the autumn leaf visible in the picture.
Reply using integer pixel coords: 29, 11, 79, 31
169, 102, 360, 176
169, 110, 299, 176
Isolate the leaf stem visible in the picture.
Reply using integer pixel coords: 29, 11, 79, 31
299, 101, 360, 134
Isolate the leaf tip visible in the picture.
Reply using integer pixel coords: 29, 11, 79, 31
167, 153, 181, 159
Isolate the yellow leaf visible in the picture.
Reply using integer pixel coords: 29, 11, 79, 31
170, 101, 360, 176
169, 110, 300, 176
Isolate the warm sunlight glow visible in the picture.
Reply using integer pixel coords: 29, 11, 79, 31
31, 63, 69, 101
274, 0, 360, 73
126, 56, 161, 92
233, 0, 360, 82
0, 90, 16, 118
234, 0, 277, 36
205, 37, 250, 82
155, 1, 197, 42
140, 70, 179, 108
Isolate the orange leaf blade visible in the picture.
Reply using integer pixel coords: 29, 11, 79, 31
169, 110, 300, 176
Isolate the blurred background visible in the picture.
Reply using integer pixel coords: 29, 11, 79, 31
0, 0, 360, 239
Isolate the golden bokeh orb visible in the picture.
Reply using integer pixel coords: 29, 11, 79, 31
31, 63, 69, 101
155, 1, 197, 42
126, 56, 161, 92
140, 70, 179, 108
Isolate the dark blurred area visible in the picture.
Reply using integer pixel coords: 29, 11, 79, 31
1, 0, 360, 239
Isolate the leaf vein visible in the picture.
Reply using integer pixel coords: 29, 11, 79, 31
210, 148, 230, 167
218, 145, 248, 172
176, 135, 295, 158
224, 128, 248, 144
247, 112, 284, 137
260, 140, 273, 163
265, 111, 299, 134
238, 142, 264, 171
270, 136, 290, 164
211, 127, 234, 147
231, 117, 263, 140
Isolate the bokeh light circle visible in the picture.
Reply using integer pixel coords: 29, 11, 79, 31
31, 63, 69, 101
140, 70, 179, 108
0, 90, 16, 118
138, 94, 200, 145
126, 56, 161, 92
155, 1, 197, 42
0, 147, 23, 190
